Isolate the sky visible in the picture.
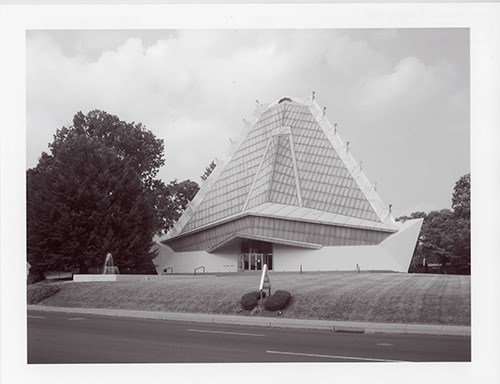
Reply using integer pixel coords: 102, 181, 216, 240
26, 28, 470, 218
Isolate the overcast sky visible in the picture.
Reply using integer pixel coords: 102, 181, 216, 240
26, 28, 469, 218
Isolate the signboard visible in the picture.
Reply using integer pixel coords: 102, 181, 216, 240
259, 264, 271, 295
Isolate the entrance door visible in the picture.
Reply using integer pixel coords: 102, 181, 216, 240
239, 239, 273, 271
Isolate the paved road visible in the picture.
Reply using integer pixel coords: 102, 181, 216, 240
28, 310, 470, 364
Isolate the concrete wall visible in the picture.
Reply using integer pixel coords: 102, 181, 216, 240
273, 244, 398, 272
152, 242, 239, 274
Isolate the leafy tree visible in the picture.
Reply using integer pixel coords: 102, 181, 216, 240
47, 110, 198, 235
28, 109, 201, 277
51, 110, 165, 185
400, 173, 470, 275
154, 179, 200, 232
420, 210, 456, 264
201, 160, 217, 181
168, 179, 200, 213
27, 135, 157, 274
450, 173, 470, 272
396, 211, 426, 223
452, 173, 470, 220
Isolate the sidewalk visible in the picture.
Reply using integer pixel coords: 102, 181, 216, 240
27, 305, 471, 337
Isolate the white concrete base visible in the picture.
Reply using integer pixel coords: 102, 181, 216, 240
73, 274, 170, 282
153, 219, 423, 274
152, 243, 239, 274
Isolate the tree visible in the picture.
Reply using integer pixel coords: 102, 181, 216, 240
47, 110, 199, 235
420, 210, 456, 264
154, 179, 200, 232
452, 173, 470, 220
52, 110, 172, 233
51, 110, 165, 185
398, 173, 470, 274
27, 135, 157, 274
28, 110, 202, 275
451, 173, 470, 273
396, 211, 426, 223
168, 179, 200, 213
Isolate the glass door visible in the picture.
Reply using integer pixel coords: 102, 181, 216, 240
240, 239, 273, 271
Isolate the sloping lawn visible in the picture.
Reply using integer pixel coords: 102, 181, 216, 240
29, 272, 470, 325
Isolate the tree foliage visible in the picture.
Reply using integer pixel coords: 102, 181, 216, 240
452, 173, 470, 220
52, 110, 165, 184
27, 135, 157, 274
398, 173, 470, 274
153, 179, 200, 232
27, 110, 200, 275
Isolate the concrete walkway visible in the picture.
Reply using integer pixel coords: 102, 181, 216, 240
28, 305, 470, 337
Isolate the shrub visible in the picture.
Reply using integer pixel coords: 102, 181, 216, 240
264, 290, 292, 311
27, 284, 61, 304
240, 291, 266, 310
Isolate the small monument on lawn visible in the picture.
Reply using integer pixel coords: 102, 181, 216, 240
102, 253, 119, 274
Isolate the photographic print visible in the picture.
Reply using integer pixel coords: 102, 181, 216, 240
2, 3, 499, 384
26, 27, 470, 364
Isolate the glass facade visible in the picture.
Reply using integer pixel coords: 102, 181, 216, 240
181, 100, 380, 235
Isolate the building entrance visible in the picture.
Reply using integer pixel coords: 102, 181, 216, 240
239, 239, 273, 271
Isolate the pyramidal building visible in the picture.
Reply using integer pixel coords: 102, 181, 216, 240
155, 96, 423, 273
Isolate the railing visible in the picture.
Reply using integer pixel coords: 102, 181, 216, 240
194, 266, 206, 275
162, 267, 173, 275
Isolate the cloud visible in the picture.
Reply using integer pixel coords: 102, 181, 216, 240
354, 57, 456, 119
26, 29, 469, 215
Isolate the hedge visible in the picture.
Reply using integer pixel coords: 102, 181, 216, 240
264, 290, 292, 311
240, 291, 266, 310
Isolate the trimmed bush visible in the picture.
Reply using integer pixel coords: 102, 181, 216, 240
240, 291, 266, 310
264, 290, 292, 311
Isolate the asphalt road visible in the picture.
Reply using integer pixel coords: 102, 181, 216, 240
27, 309, 470, 364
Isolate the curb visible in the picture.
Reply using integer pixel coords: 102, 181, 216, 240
27, 305, 471, 337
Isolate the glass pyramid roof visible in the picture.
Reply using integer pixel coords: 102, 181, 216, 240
165, 97, 398, 240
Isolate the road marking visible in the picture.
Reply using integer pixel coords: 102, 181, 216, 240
27, 315, 45, 319
266, 350, 403, 362
187, 329, 265, 337
68, 318, 86, 321
377, 343, 394, 347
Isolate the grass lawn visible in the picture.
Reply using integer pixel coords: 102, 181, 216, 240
28, 272, 470, 326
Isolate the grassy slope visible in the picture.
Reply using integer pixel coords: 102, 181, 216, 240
33, 272, 471, 325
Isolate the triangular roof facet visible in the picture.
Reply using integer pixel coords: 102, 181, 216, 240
164, 97, 397, 241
